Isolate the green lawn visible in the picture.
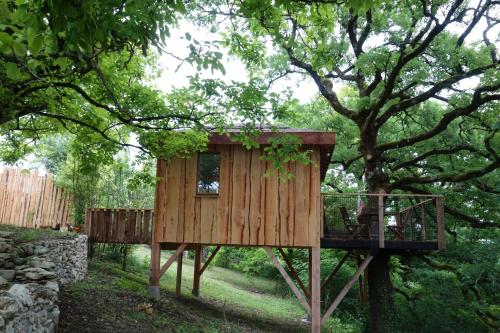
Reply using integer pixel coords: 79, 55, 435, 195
133, 245, 306, 321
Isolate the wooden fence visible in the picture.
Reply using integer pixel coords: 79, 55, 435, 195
0, 168, 73, 228
85, 208, 153, 244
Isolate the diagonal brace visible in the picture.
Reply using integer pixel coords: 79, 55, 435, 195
200, 245, 221, 276
264, 247, 311, 315
159, 244, 187, 278
321, 255, 373, 326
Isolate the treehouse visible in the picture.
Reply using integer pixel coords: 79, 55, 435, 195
142, 127, 445, 333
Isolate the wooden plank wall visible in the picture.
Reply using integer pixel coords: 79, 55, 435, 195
0, 168, 73, 228
154, 146, 321, 247
86, 208, 153, 244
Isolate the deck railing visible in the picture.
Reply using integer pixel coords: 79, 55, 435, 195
85, 208, 153, 244
321, 193, 445, 250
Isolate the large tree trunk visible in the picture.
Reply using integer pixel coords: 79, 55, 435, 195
366, 252, 396, 333
361, 132, 396, 332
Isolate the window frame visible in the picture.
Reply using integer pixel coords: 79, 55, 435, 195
195, 152, 221, 196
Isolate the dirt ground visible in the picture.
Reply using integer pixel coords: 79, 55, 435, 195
57, 262, 308, 333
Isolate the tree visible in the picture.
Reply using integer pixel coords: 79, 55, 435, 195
193, 1, 500, 331
0, 0, 243, 161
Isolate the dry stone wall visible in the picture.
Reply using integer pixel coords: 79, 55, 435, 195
0, 231, 87, 333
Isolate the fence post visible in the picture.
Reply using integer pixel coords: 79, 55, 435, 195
378, 194, 385, 249
436, 197, 445, 251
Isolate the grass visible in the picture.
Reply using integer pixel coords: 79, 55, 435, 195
132, 245, 306, 321
60, 245, 363, 332
0, 224, 76, 242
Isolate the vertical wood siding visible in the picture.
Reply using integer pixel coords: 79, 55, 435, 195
0, 168, 73, 228
154, 146, 321, 247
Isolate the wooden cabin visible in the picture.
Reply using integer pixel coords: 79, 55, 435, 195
152, 129, 335, 248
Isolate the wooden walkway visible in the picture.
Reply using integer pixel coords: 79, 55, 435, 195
85, 208, 153, 244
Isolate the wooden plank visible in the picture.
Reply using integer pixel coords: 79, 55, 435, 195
309, 149, 321, 246
277, 248, 309, 300
176, 252, 183, 297
264, 161, 279, 246
230, 147, 247, 244
153, 160, 166, 243
321, 250, 352, 292
142, 210, 152, 244
311, 247, 321, 333
287, 161, 296, 244
177, 159, 186, 242
278, 170, 289, 246
199, 245, 221, 275
200, 198, 217, 243
258, 150, 267, 244
116, 210, 127, 243
321, 255, 373, 325
194, 198, 201, 243
149, 242, 161, 298
127, 210, 137, 242
378, 195, 385, 249
216, 147, 231, 244
183, 157, 197, 243
436, 197, 445, 251
294, 162, 308, 246
248, 148, 262, 245
192, 246, 202, 297
164, 159, 181, 242
159, 244, 187, 277
264, 247, 311, 314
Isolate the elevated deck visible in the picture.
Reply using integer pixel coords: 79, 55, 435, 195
320, 193, 444, 252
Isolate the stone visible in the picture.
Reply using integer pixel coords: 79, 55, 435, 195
0, 295, 20, 319
8, 284, 33, 307
0, 242, 13, 253
0, 269, 15, 281
16, 267, 56, 281
0, 275, 8, 289
0, 231, 13, 238
28, 257, 56, 270
19, 244, 34, 257
34, 245, 49, 255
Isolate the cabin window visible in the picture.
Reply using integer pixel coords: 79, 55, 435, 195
196, 153, 220, 195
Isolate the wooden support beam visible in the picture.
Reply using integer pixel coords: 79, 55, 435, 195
159, 244, 187, 278
436, 197, 445, 251
148, 242, 161, 299
176, 251, 183, 297
321, 250, 352, 293
308, 248, 312, 304
310, 247, 321, 333
321, 255, 373, 326
200, 246, 221, 276
378, 195, 385, 248
192, 246, 202, 297
421, 205, 426, 241
264, 247, 311, 315
276, 248, 310, 301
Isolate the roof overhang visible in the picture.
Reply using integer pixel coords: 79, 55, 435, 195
208, 130, 336, 182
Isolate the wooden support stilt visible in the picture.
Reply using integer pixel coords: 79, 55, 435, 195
321, 255, 373, 326
200, 245, 221, 276
192, 245, 202, 297
264, 247, 311, 314
321, 250, 352, 293
308, 248, 312, 304
149, 242, 161, 299
159, 244, 187, 277
277, 248, 310, 301
176, 251, 183, 297
311, 247, 321, 333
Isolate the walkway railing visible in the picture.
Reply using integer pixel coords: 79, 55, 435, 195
85, 208, 153, 244
321, 193, 445, 250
